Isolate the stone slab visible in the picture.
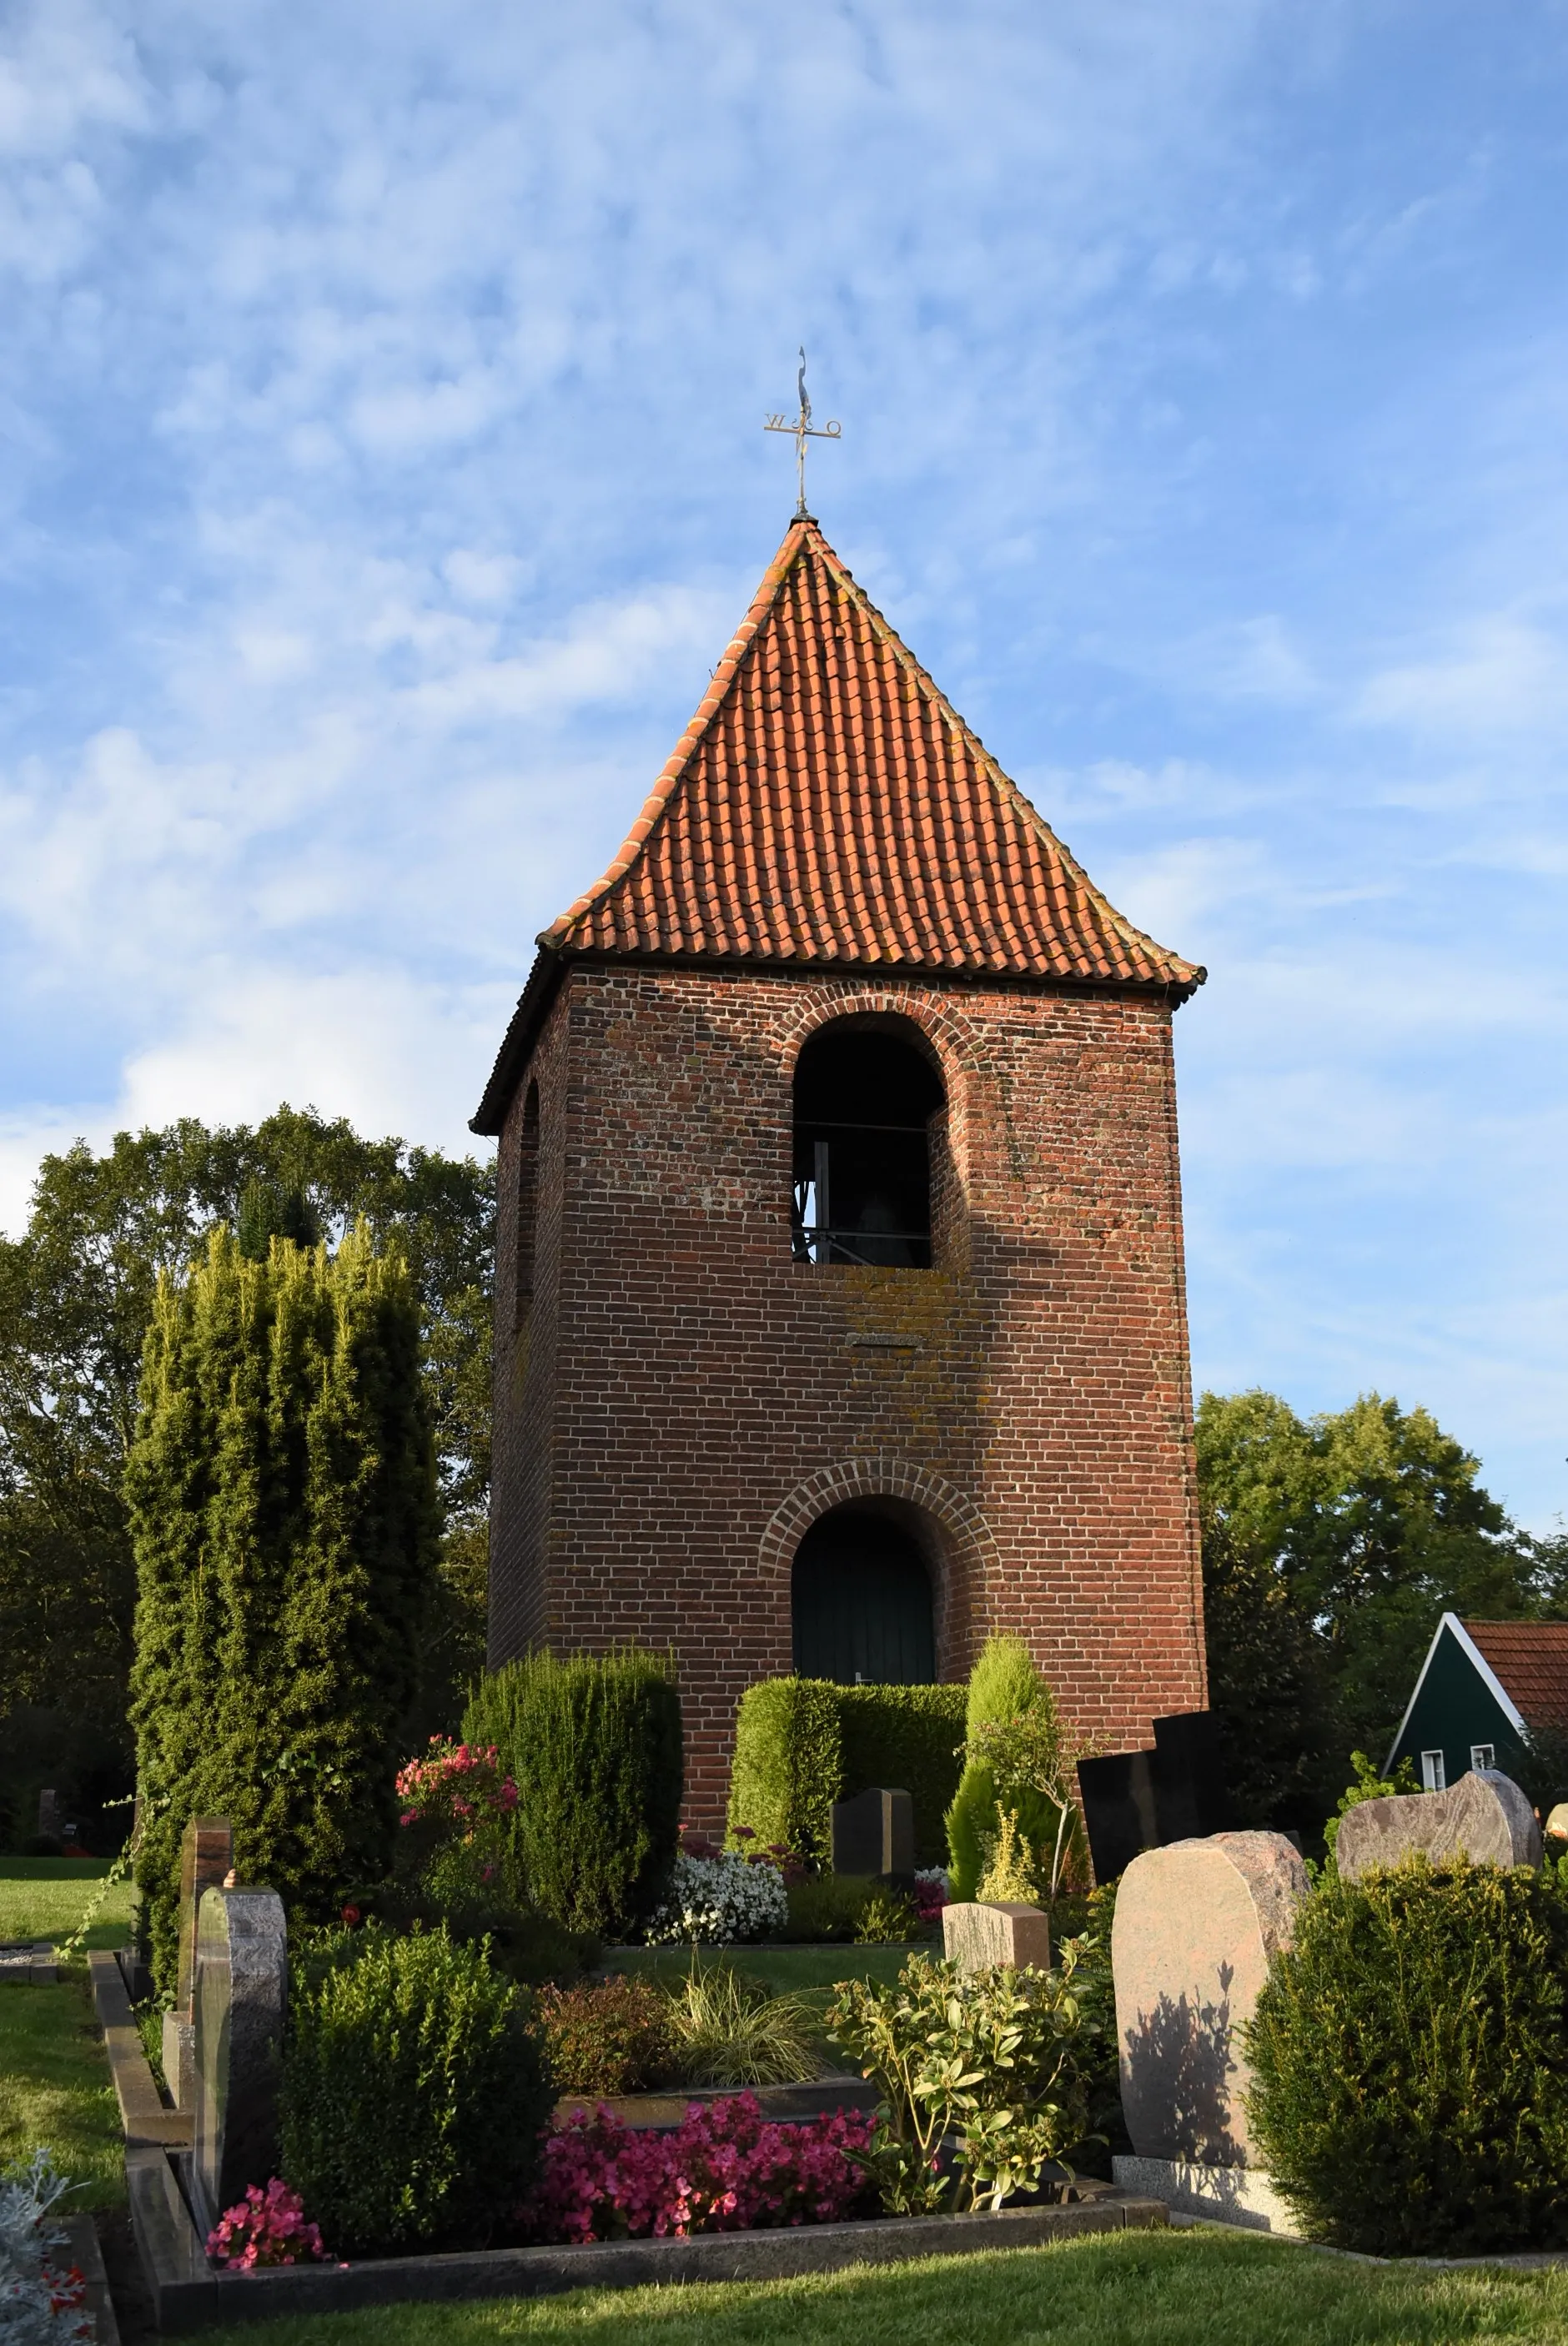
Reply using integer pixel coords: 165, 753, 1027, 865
62, 2210, 121, 2346
0, 1940, 57, 1984
551, 2076, 881, 2129
1335, 1770, 1540, 1880
1113, 1830, 1309, 2166
830, 1787, 915, 1881
163, 2012, 196, 2111
87, 1951, 192, 2150
942, 1900, 1051, 1973
1112, 2154, 1301, 2237
130, 2156, 1165, 2333
191, 1887, 287, 2235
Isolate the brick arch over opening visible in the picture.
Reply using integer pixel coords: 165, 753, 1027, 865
758, 1456, 998, 1681
773, 982, 984, 1089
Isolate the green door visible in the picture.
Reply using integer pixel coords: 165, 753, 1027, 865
792, 1507, 936, 1685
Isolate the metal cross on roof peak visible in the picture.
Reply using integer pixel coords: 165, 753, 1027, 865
765, 347, 842, 517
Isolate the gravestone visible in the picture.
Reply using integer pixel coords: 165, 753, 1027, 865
1335, 1770, 1540, 1881
1077, 1712, 1234, 1883
1112, 1831, 1308, 2171
36, 1789, 61, 1844
830, 1786, 914, 1881
942, 1900, 1052, 1973
163, 1818, 234, 2109
189, 1886, 287, 2236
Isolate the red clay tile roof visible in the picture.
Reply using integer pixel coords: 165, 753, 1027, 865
544, 517, 1204, 991
472, 517, 1204, 1132
1464, 1620, 1568, 1736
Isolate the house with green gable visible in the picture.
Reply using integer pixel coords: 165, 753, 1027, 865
1387, 1615, 1568, 1795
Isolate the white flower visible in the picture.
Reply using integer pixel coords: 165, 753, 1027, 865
643, 1851, 787, 1946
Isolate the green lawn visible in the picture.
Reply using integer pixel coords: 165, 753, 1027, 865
198, 2228, 1568, 2346
0, 1969, 123, 2210
0, 1857, 130, 1952
606, 1944, 922, 1995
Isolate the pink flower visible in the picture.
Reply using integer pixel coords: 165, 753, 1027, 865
515, 2095, 877, 2246
207, 2180, 328, 2271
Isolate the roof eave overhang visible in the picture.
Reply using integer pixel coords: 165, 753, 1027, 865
469, 945, 567, 1137
469, 943, 1204, 1137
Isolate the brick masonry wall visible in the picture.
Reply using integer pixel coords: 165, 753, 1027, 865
489, 957, 1208, 1832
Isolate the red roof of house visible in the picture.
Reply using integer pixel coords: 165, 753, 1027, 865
1464, 1620, 1568, 1736
472, 517, 1204, 1131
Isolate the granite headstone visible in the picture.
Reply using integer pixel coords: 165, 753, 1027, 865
942, 1900, 1052, 1973
830, 1786, 915, 1881
1113, 1830, 1308, 2168
1335, 1769, 1540, 1880
190, 1886, 287, 2235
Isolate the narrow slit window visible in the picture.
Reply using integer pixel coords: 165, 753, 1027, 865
792, 1022, 944, 1268
1420, 1748, 1446, 1792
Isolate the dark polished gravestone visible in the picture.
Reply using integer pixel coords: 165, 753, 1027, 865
830, 1786, 915, 1883
1077, 1712, 1234, 1884
189, 1886, 288, 2237
163, 1817, 234, 2109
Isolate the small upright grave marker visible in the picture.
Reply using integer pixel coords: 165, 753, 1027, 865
1335, 1770, 1540, 1880
190, 1886, 287, 2236
942, 1900, 1051, 1974
831, 1787, 914, 1882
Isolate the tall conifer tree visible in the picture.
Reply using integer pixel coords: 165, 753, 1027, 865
128, 1223, 437, 1987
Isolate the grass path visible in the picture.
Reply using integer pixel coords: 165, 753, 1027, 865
197, 2228, 1568, 2346
0, 1969, 124, 2209
0, 1857, 131, 1953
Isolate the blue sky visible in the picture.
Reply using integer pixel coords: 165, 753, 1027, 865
2, 1, 1565, 1527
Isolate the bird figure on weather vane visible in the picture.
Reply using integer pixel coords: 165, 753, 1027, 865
765, 348, 842, 517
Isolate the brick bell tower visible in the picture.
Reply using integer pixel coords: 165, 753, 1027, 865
471, 516, 1209, 1829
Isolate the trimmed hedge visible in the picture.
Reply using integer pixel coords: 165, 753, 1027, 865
727, 1679, 964, 1868
281, 1924, 550, 2255
464, 1649, 682, 1939
1247, 1861, 1568, 2254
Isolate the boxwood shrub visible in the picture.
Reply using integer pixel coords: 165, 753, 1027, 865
281, 1924, 550, 2254
727, 1678, 964, 1868
1246, 1861, 1568, 2255
465, 1648, 682, 1940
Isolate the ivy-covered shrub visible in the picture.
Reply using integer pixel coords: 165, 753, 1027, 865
1246, 1862, 1568, 2254
727, 1679, 964, 1869
280, 1924, 550, 2255
535, 1977, 674, 2095
465, 1650, 682, 1940
128, 1225, 439, 1990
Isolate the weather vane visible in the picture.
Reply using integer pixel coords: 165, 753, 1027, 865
765, 348, 842, 517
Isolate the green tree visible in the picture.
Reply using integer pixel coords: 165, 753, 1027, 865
1197, 1389, 1537, 1822
128, 1224, 439, 1986
0, 1106, 493, 1818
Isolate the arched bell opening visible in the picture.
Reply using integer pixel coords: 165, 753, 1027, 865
791, 1017, 945, 1267
791, 1501, 937, 1685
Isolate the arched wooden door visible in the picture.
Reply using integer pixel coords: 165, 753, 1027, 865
792, 1505, 936, 1684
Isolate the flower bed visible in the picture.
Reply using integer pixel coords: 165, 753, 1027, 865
519, 2093, 878, 2242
